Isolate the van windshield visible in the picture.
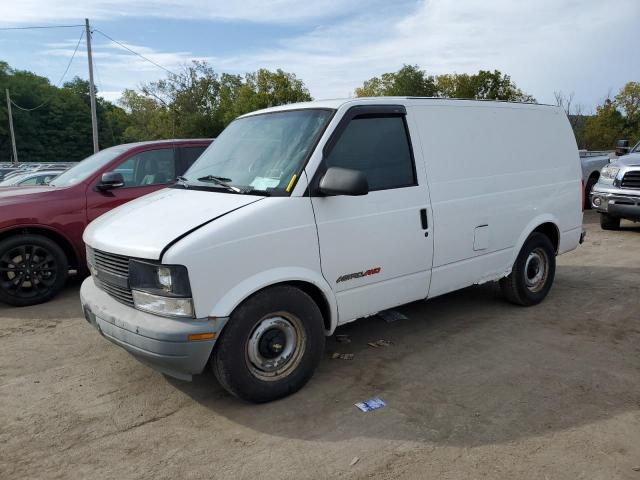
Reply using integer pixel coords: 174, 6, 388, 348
181, 109, 333, 194
50, 146, 127, 187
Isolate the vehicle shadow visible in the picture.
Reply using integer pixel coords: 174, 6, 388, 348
166, 264, 640, 447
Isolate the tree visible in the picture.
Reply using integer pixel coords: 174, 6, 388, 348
614, 82, 640, 140
355, 65, 437, 97
554, 91, 587, 147
0, 61, 130, 162
435, 70, 535, 102
355, 66, 535, 102
125, 62, 313, 139
582, 99, 626, 150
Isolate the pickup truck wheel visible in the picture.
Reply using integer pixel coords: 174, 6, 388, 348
211, 285, 325, 403
0, 234, 68, 306
600, 213, 620, 230
500, 232, 556, 306
584, 176, 598, 209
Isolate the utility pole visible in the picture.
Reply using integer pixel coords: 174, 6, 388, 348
85, 18, 99, 153
5, 89, 18, 165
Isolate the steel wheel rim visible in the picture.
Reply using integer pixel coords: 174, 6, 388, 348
524, 247, 549, 293
245, 312, 306, 381
0, 244, 58, 299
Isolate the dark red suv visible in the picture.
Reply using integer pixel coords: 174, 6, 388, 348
0, 139, 212, 306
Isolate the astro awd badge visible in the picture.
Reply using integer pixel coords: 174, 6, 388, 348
336, 267, 381, 283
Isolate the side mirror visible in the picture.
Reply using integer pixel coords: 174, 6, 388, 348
97, 172, 125, 191
319, 167, 368, 196
615, 139, 630, 157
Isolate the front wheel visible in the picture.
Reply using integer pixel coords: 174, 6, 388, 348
500, 232, 556, 306
600, 213, 620, 230
211, 285, 325, 403
0, 234, 69, 306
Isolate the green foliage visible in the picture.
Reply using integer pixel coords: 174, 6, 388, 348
355, 65, 437, 97
355, 66, 535, 102
578, 83, 640, 150
0, 63, 130, 162
121, 62, 312, 140
1, 57, 637, 159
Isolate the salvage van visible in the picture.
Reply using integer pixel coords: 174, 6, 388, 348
81, 98, 584, 402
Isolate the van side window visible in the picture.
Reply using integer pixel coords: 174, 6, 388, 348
113, 148, 176, 187
325, 115, 416, 191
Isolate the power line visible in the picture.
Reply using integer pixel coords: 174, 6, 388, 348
93, 28, 177, 77
0, 24, 84, 31
9, 28, 85, 112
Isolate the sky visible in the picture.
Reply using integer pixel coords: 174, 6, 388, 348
0, 0, 638, 111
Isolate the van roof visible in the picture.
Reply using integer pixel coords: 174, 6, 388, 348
240, 97, 560, 118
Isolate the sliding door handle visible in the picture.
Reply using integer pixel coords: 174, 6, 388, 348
419, 208, 429, 230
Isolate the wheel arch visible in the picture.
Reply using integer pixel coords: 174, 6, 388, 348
0, 225, 80, 270
512, 216, 561, 264
209, 268, 338, 335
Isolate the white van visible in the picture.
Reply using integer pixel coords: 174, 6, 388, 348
80, 98, 584, 402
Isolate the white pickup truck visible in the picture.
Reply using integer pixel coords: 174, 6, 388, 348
80, 98, 583, 402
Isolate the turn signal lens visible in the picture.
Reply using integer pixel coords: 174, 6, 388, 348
188, 332, 216, 341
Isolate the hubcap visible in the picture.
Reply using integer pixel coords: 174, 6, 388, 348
246, 313, 306, 381
0, 244, 57, 299
524, 248, 549, 293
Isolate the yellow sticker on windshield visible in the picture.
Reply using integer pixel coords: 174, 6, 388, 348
286, 174, 297, 193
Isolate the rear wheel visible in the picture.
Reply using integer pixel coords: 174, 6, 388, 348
500, 232, 556, 306
211, 285, 325, 403
600, 213, 621, 230
0, 234, 68, 306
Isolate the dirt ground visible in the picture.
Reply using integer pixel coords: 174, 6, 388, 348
1, 211, 639, 480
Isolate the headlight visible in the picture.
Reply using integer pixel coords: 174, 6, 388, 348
129, 260, 194, 317
131, 290, 194, 318
600, 165, 620, 184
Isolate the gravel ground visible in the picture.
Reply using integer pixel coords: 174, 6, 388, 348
1, 210, 639, 479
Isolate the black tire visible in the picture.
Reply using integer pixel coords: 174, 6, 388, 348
584, 176, 598, 209
600, 213, 621, 230
0, 234, 69, 306
211, 285, 325, 403
500, 232, 556, 306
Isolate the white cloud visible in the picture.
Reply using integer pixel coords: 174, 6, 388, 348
9, 0, 639, 109
0, 0, 376, 24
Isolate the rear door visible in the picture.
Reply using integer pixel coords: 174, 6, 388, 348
86, 145, 178, 222
309, 105, 434, 324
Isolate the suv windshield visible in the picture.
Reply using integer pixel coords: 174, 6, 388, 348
50, 146, 128, 187
182, 109, 333, 194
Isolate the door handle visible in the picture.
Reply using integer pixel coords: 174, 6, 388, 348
419, 208, 429, 233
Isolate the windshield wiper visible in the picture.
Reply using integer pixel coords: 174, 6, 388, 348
175, 175, 190, 188
196, 175, 241, 193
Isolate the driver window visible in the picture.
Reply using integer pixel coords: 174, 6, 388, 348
113, 148, 176, 187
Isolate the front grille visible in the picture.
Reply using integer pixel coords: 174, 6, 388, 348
621, 170, 640, 189
94, 277, 134, 306
87, 247, 134, 307
91, 248, 129, 277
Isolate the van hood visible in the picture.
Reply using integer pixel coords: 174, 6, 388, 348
83, 188, 263, 259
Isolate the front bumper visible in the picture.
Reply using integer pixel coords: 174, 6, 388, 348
80, 277, 227, 381
591, 186, 640, 220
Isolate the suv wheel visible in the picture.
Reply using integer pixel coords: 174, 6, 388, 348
500, 232, 556, 306
600, 213, 621, 230
0, 234, 69, 306
211, 285, 325, 403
